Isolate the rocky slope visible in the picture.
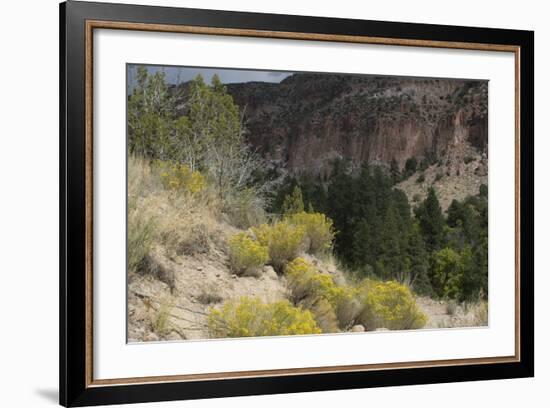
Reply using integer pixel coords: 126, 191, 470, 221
226, 73, 488, 180
128, 221, 485, 342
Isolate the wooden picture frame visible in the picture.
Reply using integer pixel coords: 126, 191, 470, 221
60, 1, 534, 406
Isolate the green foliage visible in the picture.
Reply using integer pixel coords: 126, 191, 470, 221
285, 211, 335, 255
282, 185, 305, 215
228, 233, 269, 276
419, 157, 430, 171
271, 161, 489, 302
390, 158, 401, 184
128, 67, 274, 226
252, 221, 306, 272
208, 297, 321, 338
430, 247, 463, 299
415, 187, 445, 251
357, 280, 427, 330
404, 157, 418, 178
128, 66, 174, 158
479, 183, 488, 198
416, 173, 425, 183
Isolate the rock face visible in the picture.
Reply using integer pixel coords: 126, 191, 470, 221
226, 74, 488, 177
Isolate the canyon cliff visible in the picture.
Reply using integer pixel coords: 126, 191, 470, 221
226, 73, 488, 179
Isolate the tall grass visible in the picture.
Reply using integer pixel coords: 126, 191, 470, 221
128, 155, 224, 266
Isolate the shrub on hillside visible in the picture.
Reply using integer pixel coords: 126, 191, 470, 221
357, 280, 427, 330
225, 187, 267, 229
251, 221, 306, 272
285, 258, 361, 330
156, 160, 205, 193
285, 258, 340, 304
127, 206, 157, 273
286, 211, 335, 255
228, 233, 269, 276
207, 297, 321, 338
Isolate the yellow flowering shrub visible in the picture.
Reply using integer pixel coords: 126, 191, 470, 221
208, 297, 321, 338
357, 280, 427, 330
251, 221, 305, 272
285, 258, 342, 305
156, 160, 205, 193
285, 258, 361, 330
228, 232, 269, 276
285, 211, 335, 255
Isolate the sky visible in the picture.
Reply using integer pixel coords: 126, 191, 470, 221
127, 64, 294, 89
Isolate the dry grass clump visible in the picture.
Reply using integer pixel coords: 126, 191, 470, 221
446, 299, 458, 316
224, 188, 267, 229
436, 300, 488, 328
139, 253, 176, 293
152, 299, 173, 338
472, 301, 488, 326
127, 206, 158, 274
128, 155, 224, 265
197, 283, 224, 305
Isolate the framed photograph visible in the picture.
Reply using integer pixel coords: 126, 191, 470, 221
60, 1, 534, 406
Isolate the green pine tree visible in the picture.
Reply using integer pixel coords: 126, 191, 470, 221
282, 185, 305, 215
415, 187, 445, 251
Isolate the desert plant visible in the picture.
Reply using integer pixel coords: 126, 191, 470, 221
472, 301, 488, 326
127, 206, 157, 273
285, 211, 335, 255
285, 258, 360, 330
156, 160, 205, 193
446, 299, 458, 316
225, 187, 267, 229
251, 221, 306, 272
197, 284, 224, 305
208, 297, 321, 338
152, 299, 172, 338
357, 280, 427, 330
285, 258, 342, 305
228, 232, 269, 276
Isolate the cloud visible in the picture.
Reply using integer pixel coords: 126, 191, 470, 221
128, 65, 293, 86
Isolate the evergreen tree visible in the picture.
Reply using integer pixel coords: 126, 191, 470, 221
415, 187, 445, 251
390, 158, 401, 184
407, 223, 432, 296
327, 160, 357, 263
128, 66, 174, 158
446, 199, 463, 228
430, 247, 464, 299
404, 157, 418, 178
282, 185, 305, 215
